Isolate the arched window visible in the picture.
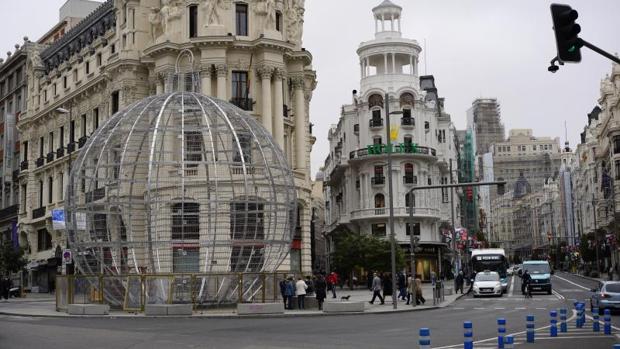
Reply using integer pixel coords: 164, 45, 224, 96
368, 94, 384, 109
404, 163, 416, 184
400, 92, 415, 108
375, 193, 385, 208
405, 192, 416, 208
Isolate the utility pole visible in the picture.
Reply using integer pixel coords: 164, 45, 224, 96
593, 195, 600, 274
449, 159, 457, 273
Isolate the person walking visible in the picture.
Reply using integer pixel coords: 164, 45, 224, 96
383, 273, 393, 297
406, 274, 414, 305
284, 277, 295, 310
305, 275, 315, 297
315, 274, 327, 310
455, 271, 464, 294
415, 274, 426, 305
397, 272, 406, 301
369, 272, 384, 305
328, 272, 338, 298
295, 277, 308, 310
279, 277, 288, 308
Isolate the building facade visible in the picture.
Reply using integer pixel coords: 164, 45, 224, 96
323, 0, 458, 280
467, 98, 504, 156
17, 0, 317, 291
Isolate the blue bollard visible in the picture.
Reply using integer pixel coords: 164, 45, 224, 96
419, 328, 431, 349
613, 344, 620, 349
580, 302, 586, 326
526, 314, 535, 343
604, 309, 612, 335
592, 307, 600, 332
576, 303, 584, 328
575, 302, 581, 328
560, 308, 567, 333
504, 335, 514, 349
550, 310, 558, 337
497, 318, 506, 349
464, 321, 473, 349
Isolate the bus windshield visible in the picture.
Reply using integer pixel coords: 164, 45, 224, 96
471, 254, 507, 278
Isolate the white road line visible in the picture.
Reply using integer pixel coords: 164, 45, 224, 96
509, 275, 515, 297
552, 289, 565, 300
494, 307, 505, 310
535, 307, 547, 310
515, 307, 526, 310
552, 275, 591, 290
473, 307, 486, 310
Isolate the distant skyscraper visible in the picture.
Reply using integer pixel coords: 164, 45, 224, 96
467, 98, 505, 155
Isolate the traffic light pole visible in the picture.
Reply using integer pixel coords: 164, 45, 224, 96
577, 39, 620, 64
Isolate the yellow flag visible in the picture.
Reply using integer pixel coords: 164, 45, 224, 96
390, 125, 399, 141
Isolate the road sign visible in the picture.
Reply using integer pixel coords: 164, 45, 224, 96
62, 249, 72, 264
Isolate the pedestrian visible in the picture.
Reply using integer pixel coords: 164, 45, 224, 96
279, 277, 288, 308
368, 272, 384, 305
406, 274, 414, 305
328, 272, 338, 298
367, 272, 373, 291
455, 271, 464, 294
295, 277, 307, 310
305, 275, 315, 296
397, 272, 406, 301
0, 277, 6, 302
284, 277, 295, 309
315, 274, 327, 310
383, 273, 393, 297
415, 274, 426, 305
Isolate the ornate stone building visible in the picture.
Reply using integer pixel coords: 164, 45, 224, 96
322, 0, 458, 280
18, 0, 316, 290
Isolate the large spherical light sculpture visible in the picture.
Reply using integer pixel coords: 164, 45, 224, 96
66, 85, 296, 306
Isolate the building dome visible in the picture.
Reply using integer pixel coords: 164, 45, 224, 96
65, 91, 296, 304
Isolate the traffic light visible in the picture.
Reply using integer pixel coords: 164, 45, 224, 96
550, 4, 582, 63
466, 187, 473, 201
497, 181, 505, 196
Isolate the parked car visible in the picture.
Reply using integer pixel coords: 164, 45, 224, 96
472, 270, 503, 297
591, 281, 620, 311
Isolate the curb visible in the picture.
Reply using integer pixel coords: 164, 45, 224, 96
0, 294, 466, 319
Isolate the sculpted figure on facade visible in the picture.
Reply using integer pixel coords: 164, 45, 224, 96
204, 0, 229, 26
255, 0, 277, 31
158, 0, 182, 42
285, 0, 305, 43
148, 7, 163, 41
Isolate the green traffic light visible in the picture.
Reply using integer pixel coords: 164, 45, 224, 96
568, 46, 576, 53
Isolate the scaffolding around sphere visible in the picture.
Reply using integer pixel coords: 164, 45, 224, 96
65, 92, 296, 305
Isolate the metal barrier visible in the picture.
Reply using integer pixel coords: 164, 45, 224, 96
57, 272, 304, 312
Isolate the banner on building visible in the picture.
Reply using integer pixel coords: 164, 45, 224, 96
52, 209, 66, 230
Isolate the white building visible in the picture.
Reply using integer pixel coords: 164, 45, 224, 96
323, 0, 458, 280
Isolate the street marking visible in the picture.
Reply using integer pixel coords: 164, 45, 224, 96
535, 335, 614, 340
552, 275, 591, 290
509, 275, 515, 297
535, 307, 546, 310
473, 307, 486, 310
552, 289, 565, 300
515, 307, 526, 310
494, 307, 505, 310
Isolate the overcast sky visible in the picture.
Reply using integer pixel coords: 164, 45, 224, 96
2, 1, 619, 178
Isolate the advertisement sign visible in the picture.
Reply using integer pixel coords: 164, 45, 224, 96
52, 209, 66, 230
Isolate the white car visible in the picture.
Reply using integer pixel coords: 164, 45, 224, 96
507, 266, 515, 276
472, 271, 503, 297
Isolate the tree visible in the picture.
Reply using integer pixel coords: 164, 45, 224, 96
0, 239, 26, 276
579, 233, 596, 263
331, 232, 405, 278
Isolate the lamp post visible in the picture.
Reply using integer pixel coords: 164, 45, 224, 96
592, 195, 601, 274
384, 92, 404, 310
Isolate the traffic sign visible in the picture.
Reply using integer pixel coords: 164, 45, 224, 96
62, 249, 72, 264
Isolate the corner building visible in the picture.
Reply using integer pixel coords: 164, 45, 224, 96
18, 0, 316, 290
323, 1, 458, 280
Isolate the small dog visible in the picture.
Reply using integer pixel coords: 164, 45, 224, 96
340, 295, 351, 301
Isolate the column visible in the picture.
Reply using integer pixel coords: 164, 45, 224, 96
384, 54, 388, 74
375, 19, 379, 33
201, 67, 212, 96
360, 60, 364, 78
381, 14, 385, 31
410, 55, 414, 75
392, 53, 396, 74
215, 64, 227, 100
398, 18, 401, 32
272, 69, 285, 149
292, 76, 306, 171
258, 65, 273, 134
155, 76, 164, 95
390, 15, 394, 31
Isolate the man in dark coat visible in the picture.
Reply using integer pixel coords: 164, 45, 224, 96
455, 271, 464, 294
279, 277, 288, 307
314, 274, 327, 310
397, 272, 406, 300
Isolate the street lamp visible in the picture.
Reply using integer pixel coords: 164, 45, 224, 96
384, 92, 404, 310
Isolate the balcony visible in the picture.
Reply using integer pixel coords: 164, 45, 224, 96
36, 157, 45, 168
67, 142, 76, 153
403, 175, 418, 185
230, 97, 253, 111
369, 118, 383, 129
350, 145, 437, 160
78, 136, 88, 148
371, 176, 385, 186
56, 147, 65, 158
46, 152, 55, 163
401, 117, 414, 127
32, 207, 46, 219
350, 207, 441, 221
0, 204, 18, 221
20, 160, 28, 171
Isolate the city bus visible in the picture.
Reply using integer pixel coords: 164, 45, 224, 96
470, 249, 509, 293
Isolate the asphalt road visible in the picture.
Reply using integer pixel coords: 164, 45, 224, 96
0, 272, 617, 349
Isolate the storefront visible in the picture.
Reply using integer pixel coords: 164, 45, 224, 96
404, 243, 451, 282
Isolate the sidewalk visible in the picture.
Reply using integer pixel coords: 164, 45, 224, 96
0, 283, 465, 318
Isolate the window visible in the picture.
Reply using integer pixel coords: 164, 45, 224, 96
404, 135, 412, 145
48, 176, 53, 203
63, 76, 67, 89
275, 11, 282, 31
38, 180, 43, 207
372, 223, 386, 237
96, 53, 102, 67
235, 3, 248, 36
48, 132, 54, 152
373, 136, 382, 145
73, 69, 78, 82
189, 5, 198, 38
230, 245, 265, 272
185, 131, 203, 167
59, 173, 63, 200
70, 120, 75, 142
111, 90, 119, 114
21, 184, 26, 211
372, 109, 381, 121
406, 222, 420, 236
39, 137, 44, 157
111, 43, 116, 54
441, 177, 449, 203
403, 108, 412, 119
230, 201, 265, 240
93, 108, 99, 130
374, 193, 385, 208
173, 247, 200, 273
614, 136, 620, 154
615, 161, 620, 180
405, 192, 415, 207
81, 114, 87, 137
231, 71, 249, 109
374, 165, 383, 176
23, 141, 28, 161
44, 89, 48, 101
85, 61, 90, 75
15, 68, 22, 84
172, 202, 200, 240
59, 126, 64, 148
533, 145, 537, 151
234, 133, 252, 163
37, 229, 52, 252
